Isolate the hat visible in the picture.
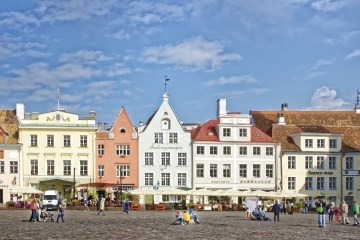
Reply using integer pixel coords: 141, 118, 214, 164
331, 202, 335, 206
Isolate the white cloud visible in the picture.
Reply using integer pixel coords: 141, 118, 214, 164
59, 50, 112, 65
305, 59, 335, 80
310, 0, 350, 12
249, 88, 270, 95
141, 36, 241, 71
107, 63, 131, 77
86, 80, 117, 97
204, 75, 257, 87
345, 49, 360, 59
309, 86, 350, 109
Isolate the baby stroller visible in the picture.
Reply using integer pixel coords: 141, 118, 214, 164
40, 208, 54, 222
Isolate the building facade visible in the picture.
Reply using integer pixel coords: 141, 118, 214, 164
0, 109, 21, 205
192, 99, 278, 204
95, 107, 138, 199
138, 93, 192, 204
17, 103, 97, 198
251, 103, 360, 205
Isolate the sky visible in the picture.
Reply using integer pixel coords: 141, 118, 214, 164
0, 0, 359, 127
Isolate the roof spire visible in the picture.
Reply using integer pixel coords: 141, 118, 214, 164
164, 75, 170, 93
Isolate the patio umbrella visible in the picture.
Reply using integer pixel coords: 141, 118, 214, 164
186, 188, 219, 196
266, 191, 307, 199
129, 187, 159, 195
217, 189, 253, 197
9, 187, 43, 194
156, 186, 189, 195
76, 182, 116, 188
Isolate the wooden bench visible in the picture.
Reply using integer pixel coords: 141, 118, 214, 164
132, 205, 142, 211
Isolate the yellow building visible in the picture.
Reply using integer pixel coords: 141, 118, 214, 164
16, 103, 97, 198
252, 103, 360, 206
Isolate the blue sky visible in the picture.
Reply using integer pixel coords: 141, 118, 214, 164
1, 0, 359, 127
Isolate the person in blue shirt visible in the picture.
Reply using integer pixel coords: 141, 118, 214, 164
272, 200, 281, 221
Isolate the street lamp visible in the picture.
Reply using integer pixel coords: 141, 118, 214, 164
119, 172, 123, 205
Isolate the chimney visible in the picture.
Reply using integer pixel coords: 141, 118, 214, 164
217, 99, 227, 117
277, 113, 285, 125
281, 103, 288, 111
103, 123, 108, 131
97, 122, 102, 130
89, 111, 96, 120
16, 103, 25, 120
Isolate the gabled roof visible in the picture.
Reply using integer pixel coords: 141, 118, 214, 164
0, 109, 19, 144
191, 119, 276, 143
251, 110, 360, 151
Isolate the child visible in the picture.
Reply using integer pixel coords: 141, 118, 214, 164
171, 210, 184, 225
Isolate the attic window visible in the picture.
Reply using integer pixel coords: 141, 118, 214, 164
161, 119, 170, 130
208, 132, 214, 136
120, 128, 126, 133
164, 112, 168, 115
253, 131, 260, 137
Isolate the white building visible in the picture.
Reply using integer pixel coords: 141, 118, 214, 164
16, 103, 98, 198
192, 99, 278, 204
138, 93, 192, 204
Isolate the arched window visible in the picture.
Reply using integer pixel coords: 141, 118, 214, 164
120, 128, 126, 133
161, 119, 170, 130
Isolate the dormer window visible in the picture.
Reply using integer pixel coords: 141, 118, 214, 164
161, 119, 170, 130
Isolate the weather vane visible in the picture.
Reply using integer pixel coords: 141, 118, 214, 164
57, 89, 61, 110
164, 75, 170, 92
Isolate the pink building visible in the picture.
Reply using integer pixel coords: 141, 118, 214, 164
95, 107, 138, 198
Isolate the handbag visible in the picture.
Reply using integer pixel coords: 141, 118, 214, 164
316, 206, 323, 213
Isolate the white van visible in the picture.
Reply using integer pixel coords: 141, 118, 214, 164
42, 190, 59, 210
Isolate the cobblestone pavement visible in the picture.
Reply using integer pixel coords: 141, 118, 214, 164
0, 209, 359, 240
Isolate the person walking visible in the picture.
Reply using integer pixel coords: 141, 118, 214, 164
123, 199, 129, 214
315, 199, 326, 228
273, 200, 281, 221
98, 196, 105, 216
29, 198, 38, 223
56, 200, 66, 223
340, 200, 350, 225
328, 202, 335, 221
352, 200, 359, 226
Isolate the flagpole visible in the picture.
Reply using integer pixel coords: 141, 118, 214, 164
57, 89, 60, 110
164, 75, 170, 92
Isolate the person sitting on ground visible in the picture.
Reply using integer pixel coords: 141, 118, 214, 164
189, 207, 200, 224
259, 207, 272, 221
171, 210, 184, 225
251, 207, 261, 220
183, 210, 194, 224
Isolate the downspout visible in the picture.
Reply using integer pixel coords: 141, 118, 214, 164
340, 150, 345, 201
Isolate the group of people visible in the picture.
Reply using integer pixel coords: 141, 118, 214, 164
245, 207, 272, 221
171, 207, 200, 225
29, 198, 66, 223
315, 199, 360, 228
94, 195, 130, 216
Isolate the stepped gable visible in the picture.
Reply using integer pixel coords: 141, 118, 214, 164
251, 110, 360, 151
0, 109, 19, 144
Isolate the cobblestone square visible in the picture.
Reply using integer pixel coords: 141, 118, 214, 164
0, 210, 359, 240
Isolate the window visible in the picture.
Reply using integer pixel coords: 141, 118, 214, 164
47, 160, 54, 175
223, 164, 231, 178
288, 177, 295, 190
145, 152, 154, 165
10, 161, 18, 174
178, 153, 187, 166
329, 177, 336, 190
63, 135, 71, 147
145, 173, 154, 186
47, 135, 54, 147
0, 161, 4, 174
116, 145, 130, 156
317, 177, 325, 190
317, 139, 325, 148
223, 146, 231, 155
288, 156, 296, 169
266, 164, 273, 178
98, 144, 104, 155
305, 156, 313, 169
196, 164, 204, 177
98, 165, 104, 177
161, 152, 170, 166
80, 160, 88, 176
239, 128, 247, 137
63, 160, 71, 175
253, 164, 260, 178
239, 164, 247, 178
210, 146, 218, 155
80, 135, 87, 147
345, 157, 353, 170
305, 139, 313, 148
329, 157, 336, 170
346, 177, 353, 190
196, 146, 204, 155
210, 164, 218, 177
305, 177, 313, 190
30, 160, 38, 175
317, 156, 324, 169
30, 134, 38, 147
266, 147, 273, 156
117, 165, 130, 177
329, 139, 337, 148
169, 133, 178, 143
161, 173, 170, 186
161, 119, 170, 130
177, 173, 186, 186
154, 133, 163, 144
239, 147, 247, 155
253, 147, 261, 155
120, 128, 126, 133
223, 128, 231, 137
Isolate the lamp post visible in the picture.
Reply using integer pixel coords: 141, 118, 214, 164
119, 172, 123, 205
